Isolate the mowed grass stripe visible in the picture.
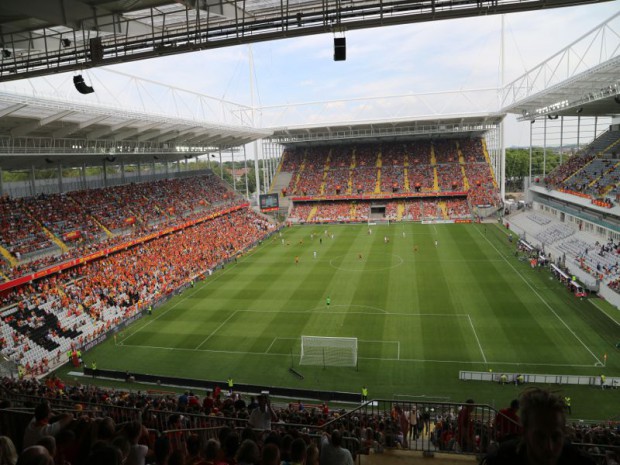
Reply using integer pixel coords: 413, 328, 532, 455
73, 223, 620, 421
479, 225, 602, 365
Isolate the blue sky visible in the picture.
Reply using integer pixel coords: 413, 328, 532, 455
2, 2, 618, 147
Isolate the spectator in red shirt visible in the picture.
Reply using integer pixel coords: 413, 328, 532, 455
495, 399, 522, 443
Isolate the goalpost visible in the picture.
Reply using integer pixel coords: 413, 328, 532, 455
300, 336, 358, 367
367, 218, 390, 226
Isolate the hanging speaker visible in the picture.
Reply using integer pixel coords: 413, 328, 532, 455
73, 75, 94, 94
89, 37, 104, 62
334, 37, 346, 61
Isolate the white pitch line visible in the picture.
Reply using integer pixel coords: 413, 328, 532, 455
234, 308, 469, 317
477, 228, 602, 366
590, 299, 620, 328
118, 343, 596, 367
264, 337, 278, 354
195, 311, 238, 350
467, 314, 487, 364
358, 339, 401, 344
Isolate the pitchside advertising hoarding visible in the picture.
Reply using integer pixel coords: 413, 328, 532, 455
260, 193, 279, 212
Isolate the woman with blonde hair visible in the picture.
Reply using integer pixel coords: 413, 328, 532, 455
0, 436, 18, 465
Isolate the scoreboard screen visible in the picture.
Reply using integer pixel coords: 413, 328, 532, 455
259, 193, 279, 212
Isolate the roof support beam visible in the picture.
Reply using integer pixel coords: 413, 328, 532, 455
53, 115, 109, 138
87, 119, 138, 140
11, 109, 75, 137
113, 122, 160, 141
0, 103, 27, 119
156, 127, 203, 143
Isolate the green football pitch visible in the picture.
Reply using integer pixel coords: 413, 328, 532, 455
67, 222, 620, 420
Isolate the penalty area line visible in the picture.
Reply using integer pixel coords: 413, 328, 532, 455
194, 311, 238, 350
467, 314, 487, 364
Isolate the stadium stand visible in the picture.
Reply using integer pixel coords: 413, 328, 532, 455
282, 138, 499, 223
0, 376, 612, 464
545, 129, 620, 203
0, 202, 275, 377
0, 197, 56, 259
0, 172, 243, 279
556, 238, 620, 282
527, 213, 551, 226
534, 223, 575, 245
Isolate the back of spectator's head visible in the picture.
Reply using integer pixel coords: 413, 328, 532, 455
306, 443, 319, 465
280, 434, 294, 459
520, 388, 565, 430
519, 388, 567, 465
55, 429, 75, 448
0, 436, 18, 465
290, 438, 307, 462
97, 417, 116, 440
111, 436, 131, 462
261, 443, 280, 465
510, 399, 520, 410
331, 429, 343, 447
186, 434, 201, 456
34, 403, 50, 422
168, 450, 185, 465
87, 444, 123, 465
263, 432, 281, 448
235, 439, 259, 464
241, 426, 256, 443
222, 432, 240, 459
203, 439, 220, 461
167, 414, 181, 429
218, 426, 232, 445
154, 436, 170, 464
36, 436, 56, 457
16, 446, 54, 465
124, 421, 142, 443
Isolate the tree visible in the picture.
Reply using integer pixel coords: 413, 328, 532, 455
505, 147, 560, 191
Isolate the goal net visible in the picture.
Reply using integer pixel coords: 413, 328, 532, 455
300, 336, 358, 367
367, 218, 390, 227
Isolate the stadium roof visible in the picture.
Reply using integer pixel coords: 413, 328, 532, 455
0, 89, 271, 170
501, 11, 620, 120
270, 114, 504, 145
0, 0, 612, 82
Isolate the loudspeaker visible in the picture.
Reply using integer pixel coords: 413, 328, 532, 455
89, 37, 104, 62
73, 75, 94, 94
334, 37, 346, 61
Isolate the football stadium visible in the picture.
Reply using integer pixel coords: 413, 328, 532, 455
0, 1, 619, 464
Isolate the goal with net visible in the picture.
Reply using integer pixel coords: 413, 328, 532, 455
367, 218, 390, 227
300, 336, 358, 367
